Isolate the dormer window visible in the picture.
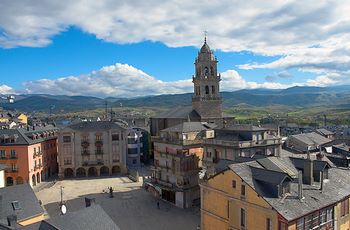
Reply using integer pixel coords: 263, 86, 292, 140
279, 181, 291, 197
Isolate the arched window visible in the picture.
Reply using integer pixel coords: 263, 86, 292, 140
204, 67, 209, 76
198, 86, 201, 96
212, 85, 215, 95
205, 85, 209, 94
210, 66, 214, 75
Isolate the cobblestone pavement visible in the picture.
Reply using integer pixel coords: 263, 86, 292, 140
36, 177, 200, 230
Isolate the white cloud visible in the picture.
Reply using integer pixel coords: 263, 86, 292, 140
22, 63, 302, 98
2, 1, 350, 88
23, 63, 193, 97
0, 84, 14, 94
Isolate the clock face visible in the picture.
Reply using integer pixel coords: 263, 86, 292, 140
61, 204, 67, 214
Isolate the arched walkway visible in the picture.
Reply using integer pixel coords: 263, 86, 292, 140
16, 177, 24, 184
64, 168, 74, 178
6, 177, 13, 186
32, 174, 36, 186
36, 172, 40, 183
112, 166, 121, 175
88, 167, 97, 177
100, 166, 109, 176
41, 171, 44, 182
76, 167, 86, 177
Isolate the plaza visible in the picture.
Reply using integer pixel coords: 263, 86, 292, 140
36, 176, 200, 230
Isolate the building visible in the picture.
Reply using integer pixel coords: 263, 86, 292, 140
150, 38, 235, 137
0, 125, 58, 187
126, 128, 149, 168
21, 205, 120, 230
0, 164, 5, 188
150, 122, 215, 208
58, 121, 129, 178
200, 154, 350, 230
0, 184, 45, 228
203, 124, 282, 174
315, 128, 336, 140
285, 132, 332, 153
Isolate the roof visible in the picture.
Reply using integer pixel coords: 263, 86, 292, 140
333, 143, 350, 153
0, 125, 58, 146
220, 124, 269, 132
42, 205, 120, 230
161, 122, 216, 133
227, 157, 350, 221
65, 121, 126, 132
0, 184, 44, 225
152, 106, 201, 119
290, 132, 331, 146
316, 128, 334, 136
200, 42, 211, 53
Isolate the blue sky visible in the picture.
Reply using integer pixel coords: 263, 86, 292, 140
0, 1, 349, 97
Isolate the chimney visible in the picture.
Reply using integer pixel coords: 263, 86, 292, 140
298, 171, 303, 199
303, 149, 314, 185
7, 214, 17, 227
32, 125, 35, 130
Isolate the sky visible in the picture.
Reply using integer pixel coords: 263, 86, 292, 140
0, 0, 350, 98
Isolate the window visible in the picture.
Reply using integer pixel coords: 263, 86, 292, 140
34, 147, 36, 154
0, 150, 6, 159
63, 136, 71, 143
10, 150, 16, 159
266, 218, 272, 230
212, 85, 215, 94
241, 184, 246, 196
112, 134, 119, 141
341, 199, 349, 217
96, 134, 102, 141
11, 201, 21, 210
278, 222, 287, 230
296, 218, 304, 230
240, 208, 246, 227
205, 85, 209, 94
232, 180, 236, 188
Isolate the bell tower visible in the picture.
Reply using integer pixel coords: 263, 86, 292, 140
192, 36, 222, 119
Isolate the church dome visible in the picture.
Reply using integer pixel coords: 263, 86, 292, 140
200, 42, 211, 53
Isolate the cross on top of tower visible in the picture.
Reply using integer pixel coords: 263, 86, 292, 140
204, 30, 208, 43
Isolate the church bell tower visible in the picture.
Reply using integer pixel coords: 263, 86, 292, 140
192, 36, 222, 119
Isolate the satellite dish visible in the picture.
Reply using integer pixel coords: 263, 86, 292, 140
61, 204, 67, 215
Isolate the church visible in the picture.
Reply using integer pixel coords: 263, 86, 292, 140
150, 38, 235, 136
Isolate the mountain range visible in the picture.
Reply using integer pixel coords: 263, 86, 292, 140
2, 85, 350, 113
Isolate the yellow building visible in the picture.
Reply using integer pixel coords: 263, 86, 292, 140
201, 156, 350, 230
17, 113, 28, 124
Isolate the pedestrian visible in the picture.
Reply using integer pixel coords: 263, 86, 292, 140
157, 201, 160, 209
197, 225, 200, 230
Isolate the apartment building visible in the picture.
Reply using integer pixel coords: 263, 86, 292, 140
203, 124, 282, 174
58, 121, 129, 178
150, 122, 215, 208
0, 125, 58, 187
200, 153, 350, 230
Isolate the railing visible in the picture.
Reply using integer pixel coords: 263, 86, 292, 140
156, 179, 173, 188
204, 138, 282, 148
81, 150, 90, 156
152, 136, 202, 146
81, 140, 90, 147
95, 150, 104, 155
10, 155, 18, 159
82, 160, 104, 166
95, 140, 103, 146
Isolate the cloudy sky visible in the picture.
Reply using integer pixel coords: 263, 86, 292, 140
1, 0, 350, 97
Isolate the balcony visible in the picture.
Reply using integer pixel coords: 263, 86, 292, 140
95, 140, 103, 147
82, 160, 104, 166
5, 168, 18, 173
81, 140, 90, 148
152, 136, 202, 146
156, 179, 173, 188
10, 155, 17, 159
95, 150, 104, 155
204, 138, 282, 148
81, 150, 90, 156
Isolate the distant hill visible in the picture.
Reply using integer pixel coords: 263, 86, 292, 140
3, 85, 350, 113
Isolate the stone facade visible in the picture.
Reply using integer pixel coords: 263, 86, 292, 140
58, 121, 128, 178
